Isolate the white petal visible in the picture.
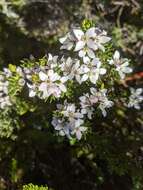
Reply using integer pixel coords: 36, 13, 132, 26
74, 41, 85, 51
81, 74, 88, 82
123, 67, 132, 73
90, 87, 97, 95
48, 53, 53, 61
98, 44, 105, 52
113, 50, 120, 60
90, 74, 97, 84
76, 130, 82, 140
79, 49, 86, 57
92, 58, 101, 66
66, 42, 74, 50
86, 27, 96, 38
81, 65, 89, 73
59, 35, 68, 43
29, 90, 36, 97
73, 29, 84, 40
87, 39, 98, 50
87, 48, 95, 58
108, 60, 114, 65
136, 88, 143, 95
59, 84, 67, 92
99, 36, 111, 44
39, 71, 48, 81
83, 56, 90, 63
39, 82, 47, 91
100, 68, 106, 75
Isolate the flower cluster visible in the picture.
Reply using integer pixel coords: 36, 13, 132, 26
24, 54, 67, 99
80, 87, 114, 118
52, 101, 86, 140
0, 21, 142, 140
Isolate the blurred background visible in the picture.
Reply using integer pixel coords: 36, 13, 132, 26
0, 1, 143, 190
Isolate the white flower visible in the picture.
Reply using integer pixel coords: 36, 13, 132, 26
38, 70, 67, 99
52, 117, 71, 137
79, 93, 95, 119
60, 27, 111, 61
71, 119, 87, 140
98, 98, 114, 117
108, 50, 132, 79
60, 57, 82, 83
81, 58, 106, 84
73, 28, 97, 59
127, 88, 143, 109
51, 101, 86, 140
57, 101, 83, 121
90, 87, 114, 117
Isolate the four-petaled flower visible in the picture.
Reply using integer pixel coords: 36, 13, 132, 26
80, 58, 106, 84
108, 50, 132, 79
60, 27, 111, 62
127, 88, 143, 109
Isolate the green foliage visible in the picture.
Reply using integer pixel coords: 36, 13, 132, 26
0, 109, 20, 139
22, 184, 48, 190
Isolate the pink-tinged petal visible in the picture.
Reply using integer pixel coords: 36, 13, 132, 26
76, 130, 82, 140
74, 41, 85, 51
79, 49, 86, 57
86, 27, 96, 38
73, 29, 84, 40
39, 82, 47, 92
87, 39, 98, 50
81, 65, 90, 73
99, 36, 111, 44
39, 71, 48, 81
87, 48, 95, 58
92, 58, 101, 66
100, 68, 106, 75
113, 50, 120, 60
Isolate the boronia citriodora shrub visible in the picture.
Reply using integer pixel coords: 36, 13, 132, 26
0, 19, 142, 141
